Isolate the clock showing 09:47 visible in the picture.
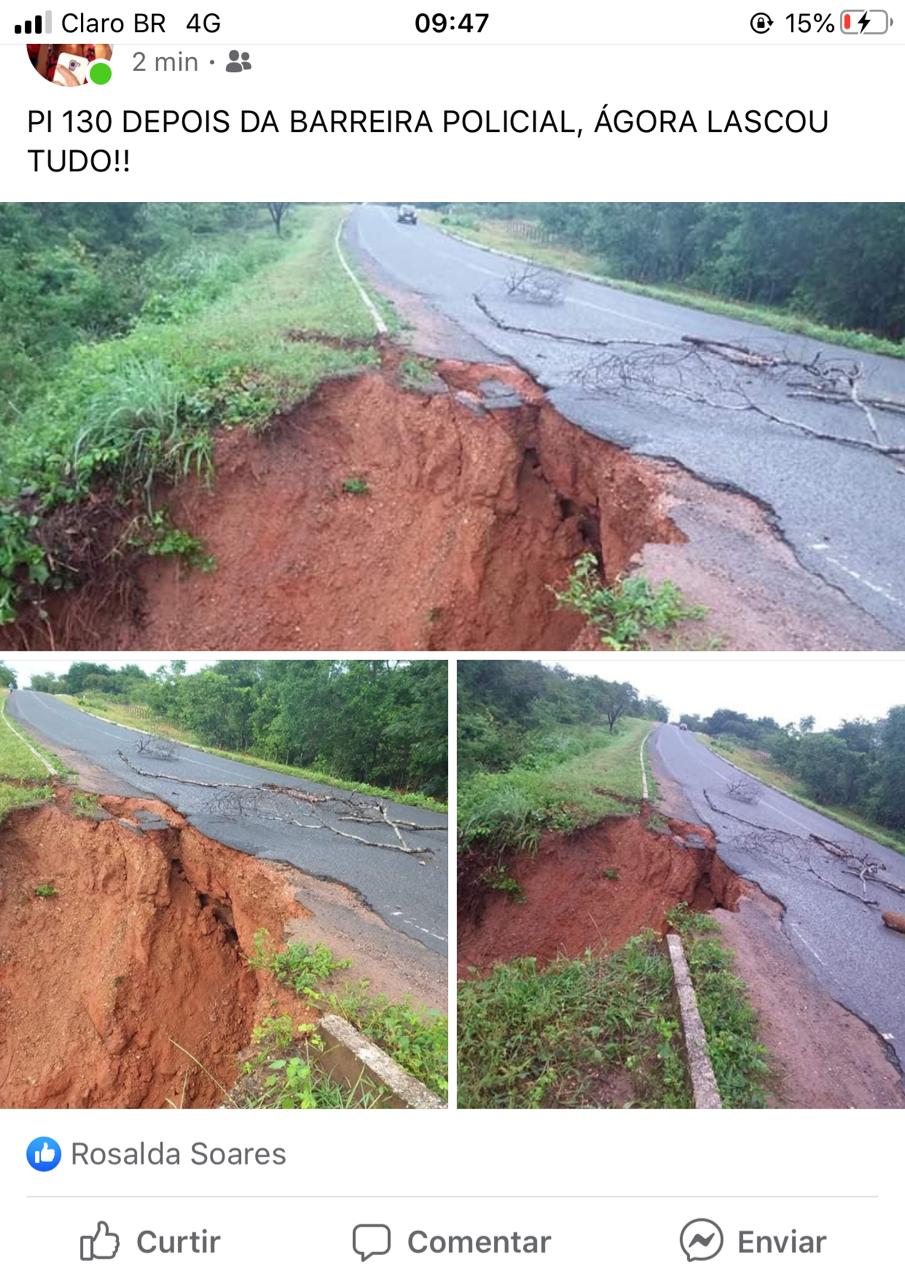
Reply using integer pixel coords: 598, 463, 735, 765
414, 12, 490, 32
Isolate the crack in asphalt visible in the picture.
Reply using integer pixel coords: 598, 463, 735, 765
346, 206, 905, 641
7, 692, 449, 955
650, 724, 905, 1072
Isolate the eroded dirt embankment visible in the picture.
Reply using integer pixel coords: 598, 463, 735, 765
458, 813, 743, 978
27, 360, 681, 650
0, 795, 308, 1108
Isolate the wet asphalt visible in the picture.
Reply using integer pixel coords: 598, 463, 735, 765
8, 690, 448, 955
650, 722, 905, 1073
347, 205, 905, 642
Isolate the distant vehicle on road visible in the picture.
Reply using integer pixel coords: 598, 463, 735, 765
397, 204, 418, 225
679, 723, 689, 731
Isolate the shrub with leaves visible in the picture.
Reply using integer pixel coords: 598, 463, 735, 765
554, 552, 705, 650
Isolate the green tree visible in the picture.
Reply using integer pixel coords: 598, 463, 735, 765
871, 707, 905, 829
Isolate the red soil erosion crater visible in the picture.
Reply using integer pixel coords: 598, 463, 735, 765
458, 813, 743, 978
0, 794, 309, 1108
30, 358, 681, 650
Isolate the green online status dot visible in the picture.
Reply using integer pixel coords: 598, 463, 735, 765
89, 62, 112, 85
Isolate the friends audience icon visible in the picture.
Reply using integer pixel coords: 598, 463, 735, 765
226, 49, 252, 72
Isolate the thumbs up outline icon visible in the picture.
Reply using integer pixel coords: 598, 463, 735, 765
80, 1222, 121, 1262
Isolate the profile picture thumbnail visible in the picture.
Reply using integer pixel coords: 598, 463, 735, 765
27, 43, 113, 86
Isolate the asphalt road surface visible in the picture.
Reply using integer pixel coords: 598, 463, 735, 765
9, 691, 448, 956
650, 723, 905, 1074
347, 205, 905, 642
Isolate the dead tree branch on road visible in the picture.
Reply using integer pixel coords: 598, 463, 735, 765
117, 751, 443, 861
726, 776, 762, 805
504, 264, 565, 305
472, 294, 905, 462
135, 734, 178, 761
702, 788, 905, 910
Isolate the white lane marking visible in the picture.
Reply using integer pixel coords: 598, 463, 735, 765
2, 699, 57, 776
335, 219, 388, 334
26, 692, 135, 743
790, 922, 825, 966
569, 294, 681, 334
819, 553, 905, 609
669, 727, 813, 834
400, 916, 447, 944
371, 207, 683, 333
640, 729, 652, 800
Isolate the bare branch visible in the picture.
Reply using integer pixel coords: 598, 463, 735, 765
116, 750, 441, 859
504, 264, 564, 305
472, 293, 905, 463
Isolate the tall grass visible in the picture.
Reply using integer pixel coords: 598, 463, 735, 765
0, 206, 384, 624
458, 910, 769, 1109
458, 718, 651, 853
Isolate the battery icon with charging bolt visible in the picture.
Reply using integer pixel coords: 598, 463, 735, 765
840, 9, 891, 31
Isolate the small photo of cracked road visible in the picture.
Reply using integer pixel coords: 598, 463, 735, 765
457, 657, 905, 1110
0, 660, 449, 1110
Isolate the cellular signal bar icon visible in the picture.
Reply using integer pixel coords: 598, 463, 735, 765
14, 10, 53, 35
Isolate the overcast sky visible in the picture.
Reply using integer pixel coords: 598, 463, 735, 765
4, 654, 903, 732
551, 655, 905, 729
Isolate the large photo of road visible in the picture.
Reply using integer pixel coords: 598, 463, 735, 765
457, 658, 905, 1109
1, 202, 903, 651
0, 658, 448, 1109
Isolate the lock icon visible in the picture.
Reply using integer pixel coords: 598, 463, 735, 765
750, 11, 774, 31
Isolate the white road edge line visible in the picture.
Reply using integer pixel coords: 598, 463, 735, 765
790, 922, 825, 967
335, 218, 388, 335
640, 728, 652, 801
2, 700, 57, 777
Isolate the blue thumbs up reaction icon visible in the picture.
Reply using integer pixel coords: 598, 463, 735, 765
27, 1136, 62, 1171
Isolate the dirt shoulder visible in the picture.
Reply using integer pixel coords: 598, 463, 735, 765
715, 894, 905, 1108
277, 861, 446, 1011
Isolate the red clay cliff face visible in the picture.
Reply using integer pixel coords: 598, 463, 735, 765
33, 363, 680, 651
0, 797, 307, 1109
458, 814, 742, 978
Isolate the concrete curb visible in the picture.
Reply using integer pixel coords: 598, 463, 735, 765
665, 933, 722, 1109
316, 1013, 444, 1109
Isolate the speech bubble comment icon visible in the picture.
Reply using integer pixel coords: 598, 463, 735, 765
680, 1218, 724, 1262
353, 1224, 391, 1262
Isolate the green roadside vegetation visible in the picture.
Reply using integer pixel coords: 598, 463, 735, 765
681, 703, 905, 858
552, 551, 707, 651
458, 907, 768, 1109
34, 658, 447, 808
460, 717, 650, 856
699, 734, 905, 858
0, 693, 58, 820
1, 203, 391, 625
423, 204, 905, 358
458, 661, 663, 857
242, 931, 447, 1106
